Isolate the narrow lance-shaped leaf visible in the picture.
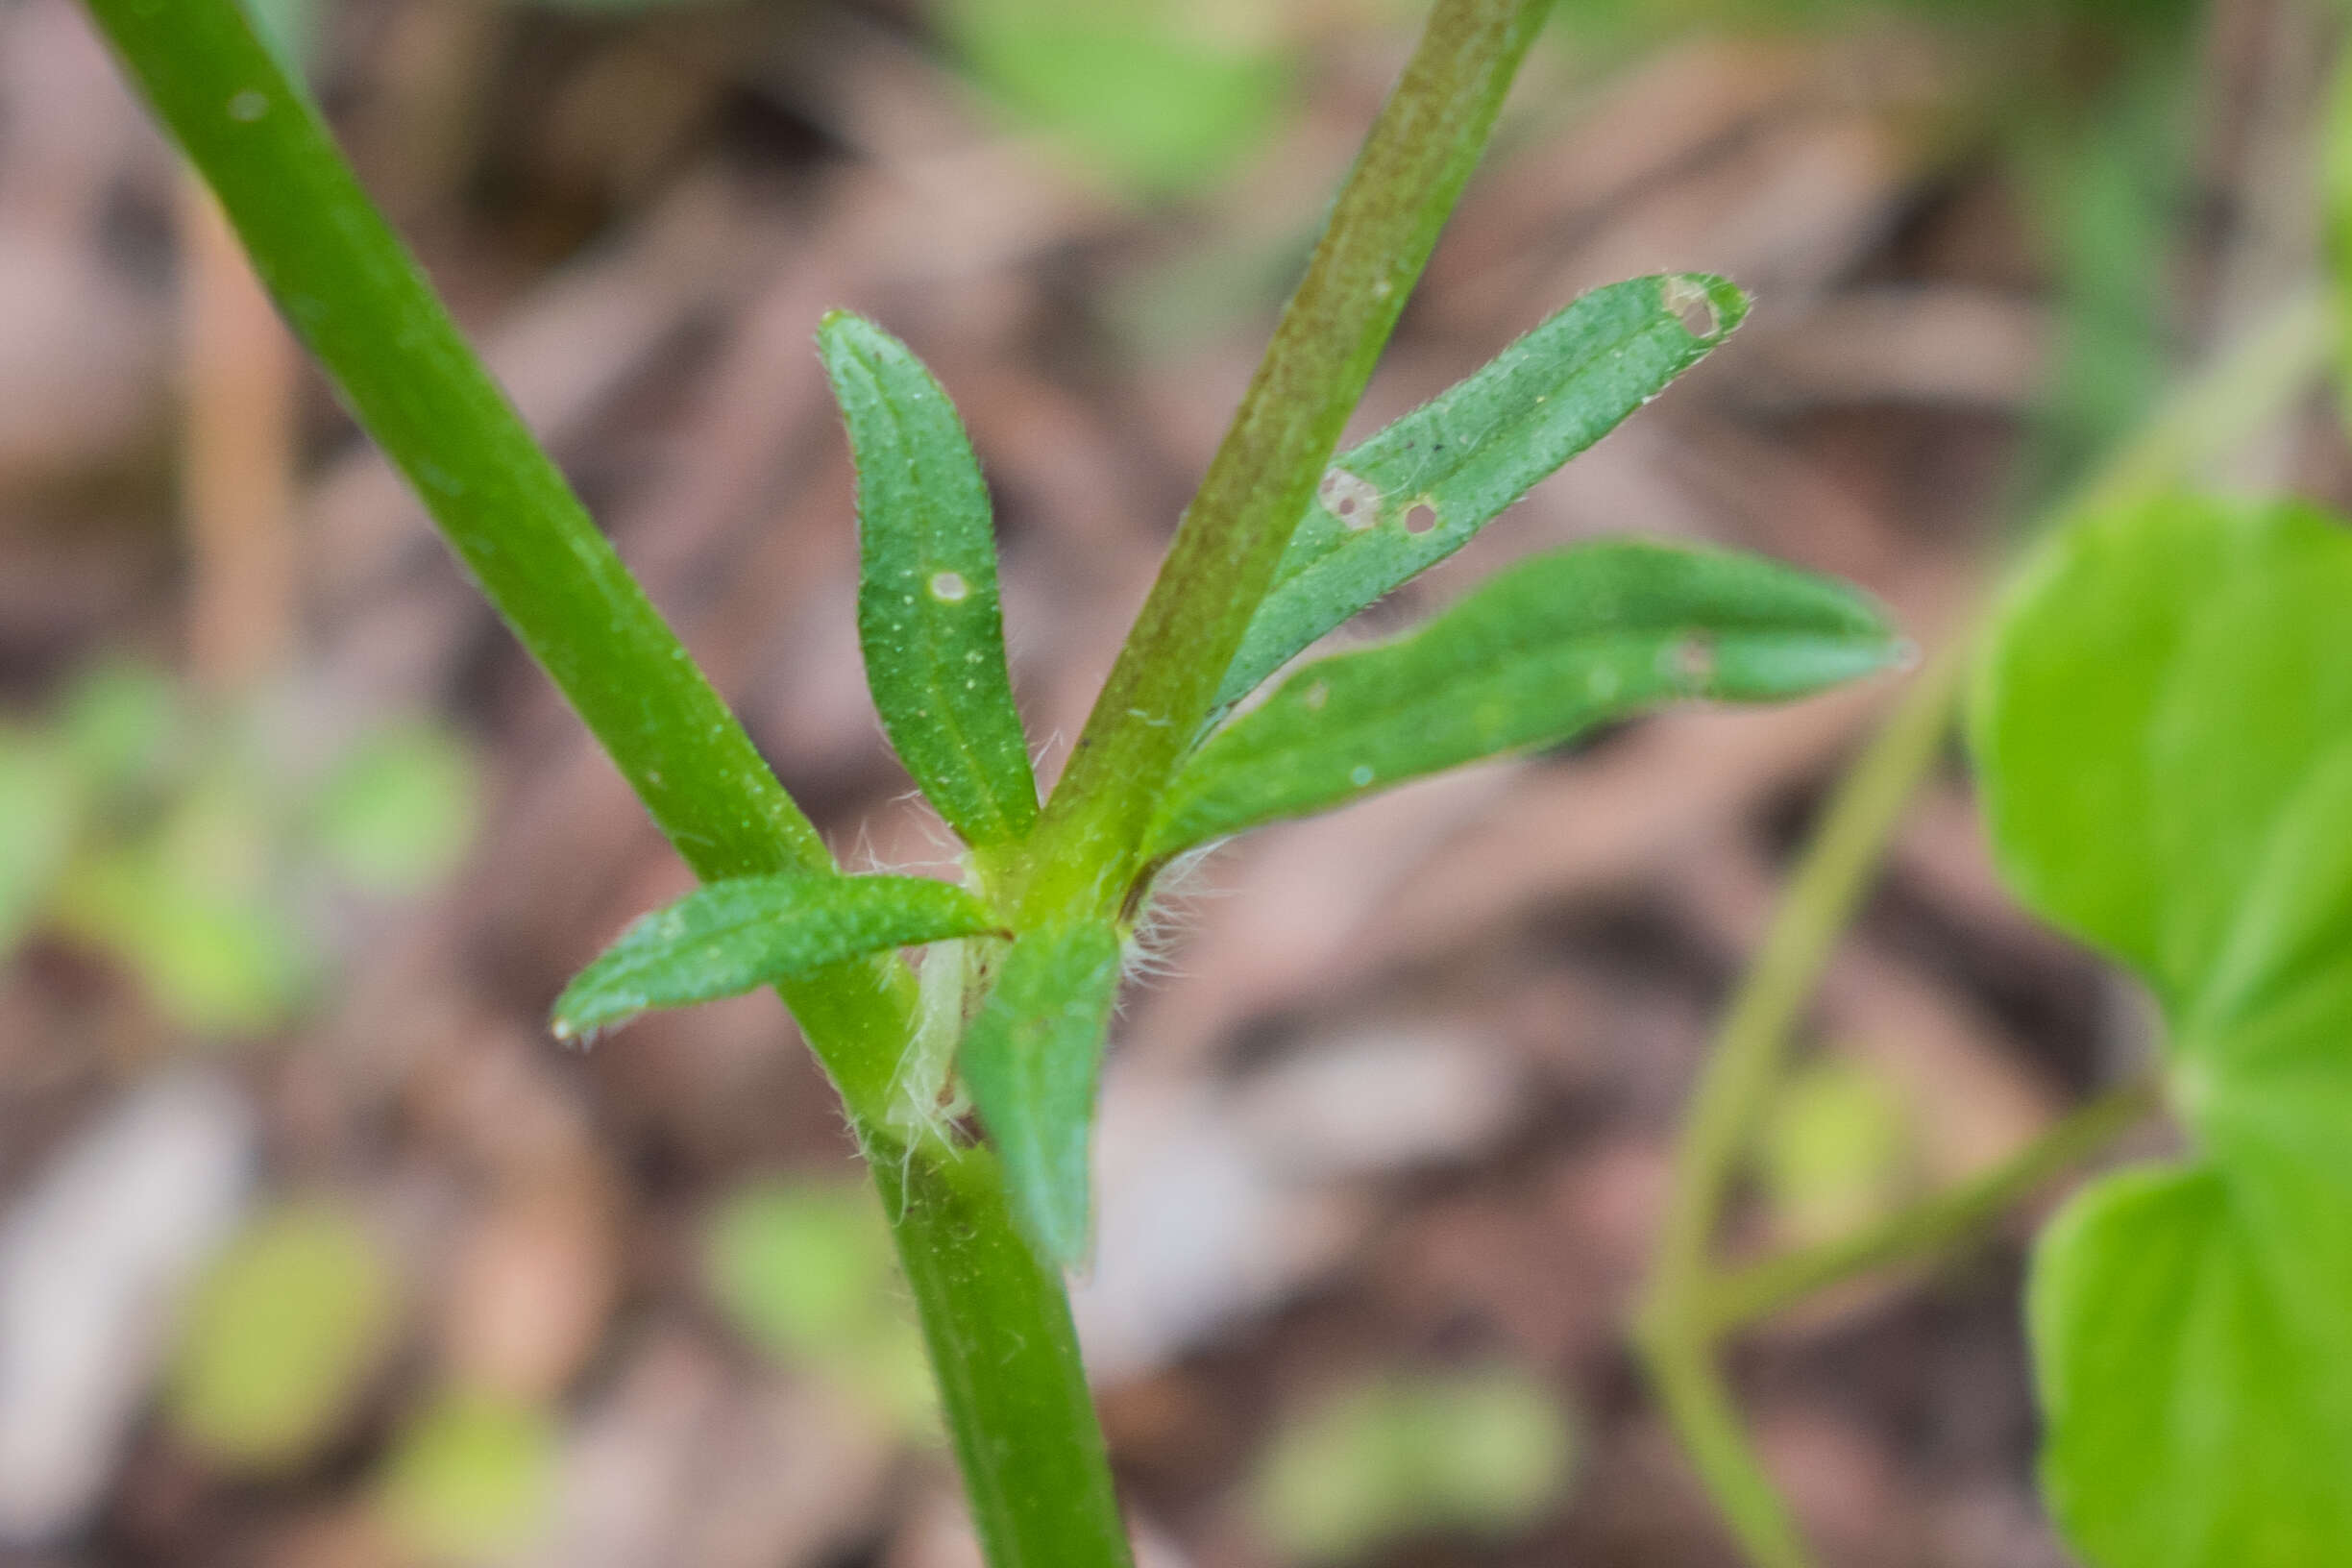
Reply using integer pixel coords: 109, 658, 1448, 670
957, 919, 1123, 1267
1148, 539, 1899, 860
1972, 494, 2352, 1568
820, 312, 1039, 846
1213, 274, 1750, 714
553, 873, 1000, 1040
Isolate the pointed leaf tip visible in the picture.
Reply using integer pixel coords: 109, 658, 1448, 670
1215, 273, 1754, 713
551, 872, 998, 1039
1151, 539, 1897, 858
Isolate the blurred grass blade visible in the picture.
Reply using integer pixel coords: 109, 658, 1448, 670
167, 1200, 396, 1472
1149, 541, 1899, 858
1214, 274, 1749, 712
2327, 47, 2352, 402
948, 0, 1291, 196
554, 874, 1000, 1040
820, 312, 1040, 847
958, 919, 1123, 1266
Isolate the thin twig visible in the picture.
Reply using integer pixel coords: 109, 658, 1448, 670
1633, 284, 2332, 1568
1703, 1077, 2162, 1335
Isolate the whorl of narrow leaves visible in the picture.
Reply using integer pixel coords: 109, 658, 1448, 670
1214, 274, 1750, 714
1973, 495, 2352, 1568
1146, 540, 1899, 859
820, 312, 1039, 847
553, 874, 1000, 1040
957, 919, 1124, 1267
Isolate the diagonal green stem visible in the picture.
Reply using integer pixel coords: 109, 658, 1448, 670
78, 0, 924, 1118
1019, 0, 1556, 920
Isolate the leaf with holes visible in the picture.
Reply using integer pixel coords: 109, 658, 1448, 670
957, 919, 1123, 1266
1148, 539, 1898, 860
1213, 274, 1749, 715
552, 873, 1000, 1040
1972, 494, 2352, 1568
821, 312, 1039, 847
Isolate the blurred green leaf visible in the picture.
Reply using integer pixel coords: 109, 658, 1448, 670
958, 919, 1123, 1266
1756, 1055, 1913, 1246
2031, 1164, 2352, 1568
820, 311, 1038, 847
1217, 274, 1751, 713
948, 0, 1291, 195
59, 662, 179, 800
379, 1388, 556, 1560
1973, 494, 2352, 1568
551, 873, 999, 1040
1150, 541, 1900, 858
706, 1177, 936, 1434
311, 719, 480, 894
1253, 1367, 1577, 1563
0, 727, 77, 961
166, 1200, 398, 1471
55, 835, 314, 1039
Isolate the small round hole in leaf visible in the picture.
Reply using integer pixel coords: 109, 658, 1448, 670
1403, 502, 1438, 536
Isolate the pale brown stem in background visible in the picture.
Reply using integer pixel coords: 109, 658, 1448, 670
181, 176, 299, 689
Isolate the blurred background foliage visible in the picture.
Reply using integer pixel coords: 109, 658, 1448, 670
0, 0, 2336, 1560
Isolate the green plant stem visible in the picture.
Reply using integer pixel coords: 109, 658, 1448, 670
875, 1138, 1130, 1568
1634, 641, 1963, 1568
1702, 1077, 2160, 1335
1642, 641, 1968, 1349
82, 7, 1134, 1564
1633, 285, 2333, 1568
1634, 1326, 1814, 1568
1020, 0, 1555, 919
